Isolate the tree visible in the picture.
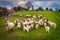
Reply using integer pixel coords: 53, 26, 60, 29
0, 7, 14, 17
58, 9, 60, 12
55, 8, 59, 12
38, 7, 43, 11
25, 1, 34, 10
49, 8, 53, 11
36, 7, 43, 11
46, 7, 49, 11
17, 6, 23, 11
0, 7, 8, 16
32, 5, 34, 10
13, 7, 18, 11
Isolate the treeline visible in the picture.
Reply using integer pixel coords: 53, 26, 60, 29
36, 7, 60, 12
12, 1, 60, 12
12, 6, 60, 12
0, 7, 14, 17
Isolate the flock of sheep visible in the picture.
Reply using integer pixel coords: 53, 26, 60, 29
4, 15, 57, 33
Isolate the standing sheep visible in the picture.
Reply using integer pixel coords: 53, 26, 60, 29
48, 21, 57, 29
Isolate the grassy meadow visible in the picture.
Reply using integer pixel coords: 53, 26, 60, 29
0, 11, 60, 40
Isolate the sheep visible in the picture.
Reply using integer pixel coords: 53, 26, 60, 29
44, 23, 47, 27
19, 15, 23, 17
6, 22, 14, 32
25, 15, 31, 18
23, 25, 30, 32
29, 19, 35, 29
35, 21, 39, 30
38, 19, 44, 26
14, 19, 22, 29
48, 21, 57, 29
33, 15, 37, 19
14, 19, 19, 26
5, 18, 10, 25
43, 19, 50, 27
44, 22, 50, 33
16, 22, 21, 29
22, 20, 28, 32
27, 24, 31, 31
22, 19, 32, 32
26, 18, 35, 30
45, 26, 50, 33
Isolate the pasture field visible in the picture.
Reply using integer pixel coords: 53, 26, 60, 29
0, 11, 60, 40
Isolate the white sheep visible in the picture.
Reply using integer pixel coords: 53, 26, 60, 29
33, 15, 37, 19
29, 19, 35, 29
44, 23, 47, 27
17, 22, 21, 29
5, 18, 10, 26
14, 19, 19, 26
45, 26, 50, 33
6, 22, 14, 32
25, 15, 31, 18
38, 19, 44, 26
48, 21, 57, 29
23, 25, 30, 32
35, 21, 39, 30
43, 22, 50, 33
36, 24, 39, 30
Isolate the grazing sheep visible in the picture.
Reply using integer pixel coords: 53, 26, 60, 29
27, 24, 31, 31
33, 15, 37, 19
29, 19, 35, 29
14, 19, 19, 26
43, 19, 50, 33
36, 24, 39, 30
44, 23, 47, 27
5, 18, 10, 25
25, 15, 31, 18
48, 21, 56, 29
17, 22, 21, 29
27, 18, 35, 29
19, 15, 23, 17
23, 25, 30, 32
38, 19, 44, 26
30, 24, 34, 29
6, 22, 14, 32
35, 22, 39, 30
44, 19, 50, 27
45, 26, 50, 33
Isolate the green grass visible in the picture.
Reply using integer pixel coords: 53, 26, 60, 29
0, 11, 60, 40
